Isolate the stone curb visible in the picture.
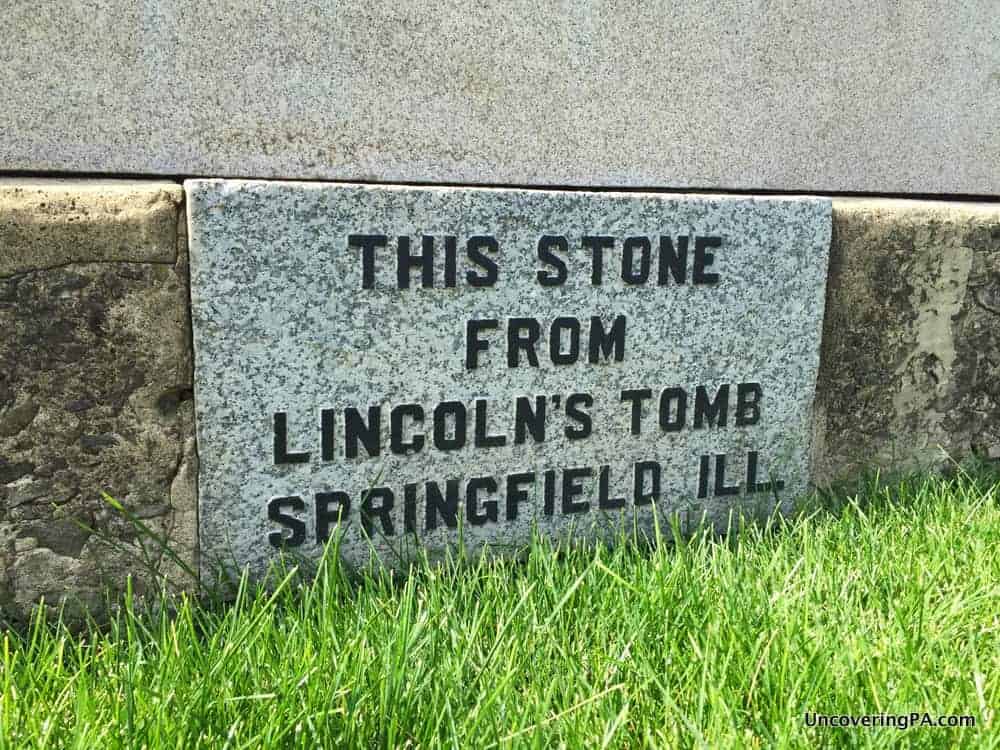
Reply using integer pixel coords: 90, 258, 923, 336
1, 179, 196, 623
1, 179, 998, 621
815, 199, 1000, 485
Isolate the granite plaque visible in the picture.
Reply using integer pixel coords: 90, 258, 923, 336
187, 180, 832, 573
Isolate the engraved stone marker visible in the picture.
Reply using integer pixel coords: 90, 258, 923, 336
186, 180, 832, 573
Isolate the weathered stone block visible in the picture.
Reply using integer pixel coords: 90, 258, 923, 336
814, 199, 1000, 485
187, 180, 831, 574
0, 180, 196, 623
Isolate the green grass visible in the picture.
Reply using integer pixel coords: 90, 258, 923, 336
2, 465, 999, 749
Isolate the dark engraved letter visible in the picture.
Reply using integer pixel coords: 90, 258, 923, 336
693, 236, 722, 285
348, 234, 387, 289
693, 384, 729, 428
508, 318, 541, 368
562, 466, 592, 514
404, 482, 419, 533
537, 235, 569, 286
598, 465, 625, 509
565, 393, 593, 440
320, 408, 336, 461
550, 317, 581, 365
397, 235, 434, 289
697, 455, 710, 498
361, 487, 395, 537
589, 315, 626, 363
658, 236, 688, 285
622, 237, 651, 284
274, 412, 310, 464
621, 388, 652, 435
735, 382, 762, 426
466, 318, 498, 370
474, 399, 507, 448
633, 462, 661, 506
316, 491, 350, 543
746, 451, 785, 494
433, 401, 467, 451
268, 496, 306, 547
467, 476, 499, 525
467, 235, 499, 287
343, 405, 381, 458
658, 387, 687, 433
583, 235, 615, 285
543, 469, 557, 515
443, 235, 458, 287
425, 479, 460, 530
506, 472, 535, 520
714, 454, 740, 496
514, 396, 546, 444
390, 403, 425, 455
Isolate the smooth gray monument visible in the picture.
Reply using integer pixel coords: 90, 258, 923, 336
187, 180, 831, 572
4, 2, 998, 195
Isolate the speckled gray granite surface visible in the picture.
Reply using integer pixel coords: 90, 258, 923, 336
4, 2, 998, 194
187, 180, 831, 573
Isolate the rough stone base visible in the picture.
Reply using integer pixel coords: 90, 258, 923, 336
814, 199, 1000, 486
0, 179, 196, 623
1, 179, 999, 619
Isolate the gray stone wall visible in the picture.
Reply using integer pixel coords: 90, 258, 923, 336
1, 179, 999, 619
0, 180, 196, 623
1, 1, 997, 195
